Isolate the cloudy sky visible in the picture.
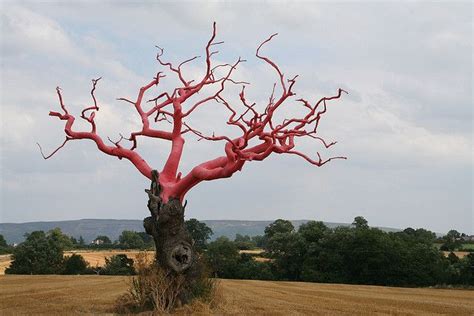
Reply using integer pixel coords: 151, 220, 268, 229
1, 1, 472, 234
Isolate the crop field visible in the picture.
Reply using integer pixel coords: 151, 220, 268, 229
239, 248, 271, 262
442, 251, 471, 259
239, 249, 265, 255
0, 275, 473, 315
0, 255, 11, 275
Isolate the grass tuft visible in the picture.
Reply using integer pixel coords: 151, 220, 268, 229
114, 251, 222, 314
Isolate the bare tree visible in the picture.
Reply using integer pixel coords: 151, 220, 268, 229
39, 22, 346, 295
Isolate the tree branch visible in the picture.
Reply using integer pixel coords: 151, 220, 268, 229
42, 23, 346, 204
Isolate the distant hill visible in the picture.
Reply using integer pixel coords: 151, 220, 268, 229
0, 219, 402, 244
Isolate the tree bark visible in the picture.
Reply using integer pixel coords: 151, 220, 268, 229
143, 170, 194, 273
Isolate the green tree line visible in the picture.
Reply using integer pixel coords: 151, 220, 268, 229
204, 217, 474, 287
2, 217, 473, 286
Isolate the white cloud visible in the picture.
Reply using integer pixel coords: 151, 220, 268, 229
0, 2, 472, 234
1, 5, 81, 62
365, 107, 471, 166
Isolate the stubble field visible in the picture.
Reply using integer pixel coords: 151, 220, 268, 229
1, 275, 473, 315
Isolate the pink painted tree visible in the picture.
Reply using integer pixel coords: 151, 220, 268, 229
40, 23, 345, 279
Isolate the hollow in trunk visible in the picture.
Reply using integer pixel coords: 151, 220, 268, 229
143, 170, 195, 274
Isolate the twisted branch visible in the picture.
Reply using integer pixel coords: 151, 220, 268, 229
40, 22, 346, 203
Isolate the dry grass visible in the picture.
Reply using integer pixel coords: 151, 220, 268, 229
239, 249, 271, 262
0, 254, 11, 275
219, 279, 474, 315
254, 256, 271, 262
239, 249, 264, 255
0, 275, 126, 315
115, 251, 186, 313
442, 251, 471, 259
1, 275, 473, 315
116, 252, 221, 314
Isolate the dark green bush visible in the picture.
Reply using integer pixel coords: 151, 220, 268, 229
102, 254, 136, 275
6, 230, 64, 274
62, 253, 90, 275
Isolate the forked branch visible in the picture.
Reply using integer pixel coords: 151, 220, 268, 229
40, 22, 346, 203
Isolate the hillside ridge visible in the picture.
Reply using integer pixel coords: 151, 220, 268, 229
0, 218, 402, 244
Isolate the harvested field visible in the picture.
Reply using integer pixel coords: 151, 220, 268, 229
254, 256, 271, 262
0, 275, 473, 315
239, 248, 271, 262
222, 279, 474, 315
442, 251, 471, 259
0, 255, 10, 275
239, 249, 264, 255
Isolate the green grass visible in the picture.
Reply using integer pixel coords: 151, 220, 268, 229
433, 243, 474, 251
461, 244, 474, 250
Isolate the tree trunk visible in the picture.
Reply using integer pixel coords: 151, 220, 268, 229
143, 170, 195, 274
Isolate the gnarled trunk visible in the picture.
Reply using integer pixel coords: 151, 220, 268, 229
142, 171, 208, 306
143, 170, 195, 274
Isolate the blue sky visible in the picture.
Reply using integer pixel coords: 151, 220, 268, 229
0, 1, 472, 234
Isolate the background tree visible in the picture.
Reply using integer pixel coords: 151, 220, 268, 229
298, 221, 329, 281
69, 236, 78, 246
389, 228, 447, 286
344, 227, 396, 285
185, 219, 213, 252
257, 217, 457, 286
458, 253, 474, 285
118, 231, 145, 250
309, 226, 353, 283
264, 219, 295, 239
48, 227, 74, 250
0, 234, 12, 254
234, 253, 274, 280
352, 216, 369, 230
234, 234, 255, 250
78, 236, 86, 247
403, 228, 436, 245
102, 254, 136, 275
441, 229, 462, 251
6, 231, 64, 274
264, 220, 305, 280
63, 253, 90, 275
190, 217, 473, 286
298, 221, 329, 243
137, 232, 155, 249
205, 237, 240, 278
446, 230, 461, 240
95, 235, 112, 245
39, 23, 346, 304
251, 235, 265, 248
